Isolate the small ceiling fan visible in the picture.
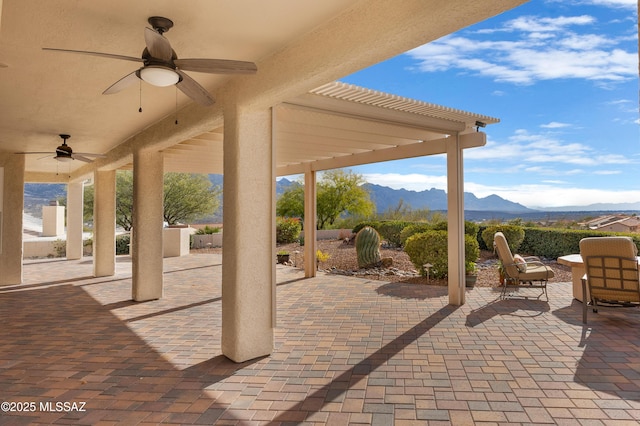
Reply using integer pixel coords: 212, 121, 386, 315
18, 134, 106, 163
43, 16, 257, 106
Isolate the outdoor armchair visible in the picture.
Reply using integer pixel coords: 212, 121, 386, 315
579, 236, 640, 324
493, 231, 553, 300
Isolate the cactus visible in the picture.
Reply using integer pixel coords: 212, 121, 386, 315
356, 226, 381, 268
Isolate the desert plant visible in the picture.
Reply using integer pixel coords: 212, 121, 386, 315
115, 234, 131, 255
276, 217, 302, 244
404, 231, 480, 279
376, 221, 412, 248
52, 239, 66, 258
195, 225, 221, 235
399, 223, 432, 246
355, 226, 381, 268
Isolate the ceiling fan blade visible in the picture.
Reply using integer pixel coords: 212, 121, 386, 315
37, 154, 54, 160
175, 70, 215, 106
144, 28, 173, 61
43, 47, 143, 63
103, 71, 140, 95
74, 152, 106, 157
73, 155, 94, 163
15, 151, 54, 155
174, 58, 257, 74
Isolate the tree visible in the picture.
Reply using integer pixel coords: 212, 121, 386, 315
115, 171, 134, 230
163, 173, 221, 225
276, 169, 375, 229
82, 171, 221, 231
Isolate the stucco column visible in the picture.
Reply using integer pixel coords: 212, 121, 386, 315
0, 155, 25, 285
66, 181, 84, 260
131, 148, 164, 302
93, 170, 116, 277
304, 167, 317, 278
222, 106, 275, 363
447, 134, 465, 305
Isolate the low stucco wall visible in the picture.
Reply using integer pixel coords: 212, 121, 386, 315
192, 233, 223, 248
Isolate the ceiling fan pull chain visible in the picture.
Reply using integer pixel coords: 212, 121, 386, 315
175, 86, 178, 125
138, 79, 143, 113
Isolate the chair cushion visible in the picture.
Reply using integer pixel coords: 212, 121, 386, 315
519, 263, 555, 281
514, 254, 527, 272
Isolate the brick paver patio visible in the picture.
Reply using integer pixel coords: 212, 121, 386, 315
1, 253, 639, 425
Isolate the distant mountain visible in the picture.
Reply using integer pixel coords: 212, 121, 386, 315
23, 183, 66, 217
538, 202, 640, 212
362, 183, 534, 214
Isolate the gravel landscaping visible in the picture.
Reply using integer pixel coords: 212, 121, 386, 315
196, 239, 572, 288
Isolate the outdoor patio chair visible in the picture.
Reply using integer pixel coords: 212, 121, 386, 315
579, 236, 640, 324
493, 231, 553, 301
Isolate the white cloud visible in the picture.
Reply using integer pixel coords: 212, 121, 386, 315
464, 130, 635, 166
465, 181, 640, 208
406, 12, 637, 85
569, 0, 638, 9
540, 121, 571, 128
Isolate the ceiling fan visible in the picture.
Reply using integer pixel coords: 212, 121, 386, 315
18, 134, 106, 163
43, 16, 257, 106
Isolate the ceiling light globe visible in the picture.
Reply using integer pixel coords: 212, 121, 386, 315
55, 156, 73, 162
140, 66, 179, 87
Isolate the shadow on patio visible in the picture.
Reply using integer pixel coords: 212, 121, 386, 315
1, 253, 639, 424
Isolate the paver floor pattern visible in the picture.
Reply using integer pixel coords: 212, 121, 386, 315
1, 253, 639, 425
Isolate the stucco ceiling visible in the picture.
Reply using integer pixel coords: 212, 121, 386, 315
0, 0, 362, 175
0, 0, 526, 179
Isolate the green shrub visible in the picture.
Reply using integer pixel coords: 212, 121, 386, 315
352, 221, 380, 235
519, 227, 640, 258
195, 225, 221, 235
481, 225, 524, 253
465, 221, 480, 237
399, 223, 432, 246
404, 230, 479, 279
276, 217, 302, 244
405, 230, 448, 278
477, 225, 490, 250
377, 221, 412, 247
116, 234, 131, 255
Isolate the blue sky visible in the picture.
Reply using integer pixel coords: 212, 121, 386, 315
340, 0, 639, 209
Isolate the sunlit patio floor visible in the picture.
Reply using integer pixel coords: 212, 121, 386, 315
1, 253, 640, 425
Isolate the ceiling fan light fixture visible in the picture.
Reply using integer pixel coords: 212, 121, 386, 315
140, 66, 179, 87
55, 155, 73, 162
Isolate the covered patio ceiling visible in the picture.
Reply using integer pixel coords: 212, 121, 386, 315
161, 81, 500, 176
0, 0, 518, 182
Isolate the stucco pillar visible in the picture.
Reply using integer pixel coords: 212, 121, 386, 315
66, 181, 84, 260
222, 106, 275, 363
93, 170, 116, 277
0, 155, 24, 285
132, 148, 164, 302
447, 134, 465, 305
304, 167, 317, 278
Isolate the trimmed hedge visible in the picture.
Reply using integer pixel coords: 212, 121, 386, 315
520, 227, 640, 258
481, 225, 525, 253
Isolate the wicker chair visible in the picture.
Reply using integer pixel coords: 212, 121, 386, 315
579, 236, 640, 324
493, 231, 554, 301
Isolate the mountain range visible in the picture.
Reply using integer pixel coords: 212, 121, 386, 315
21, 176, 640, 221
